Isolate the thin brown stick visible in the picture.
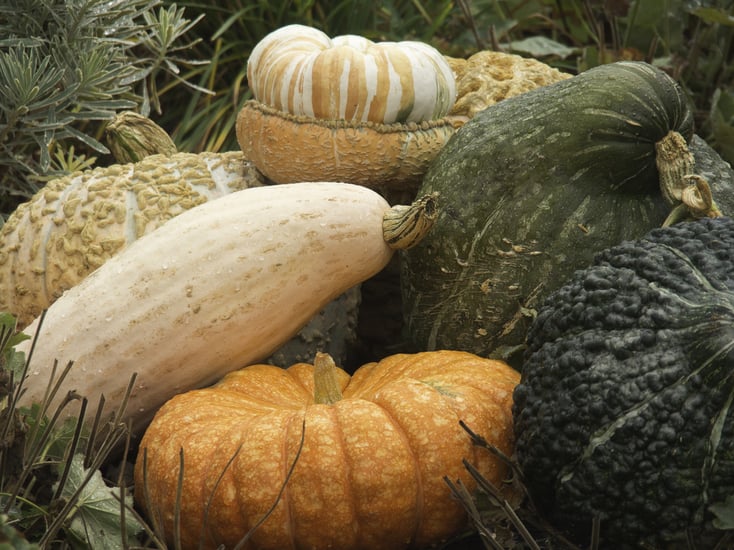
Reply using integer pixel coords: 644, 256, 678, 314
233, 418, 307, 550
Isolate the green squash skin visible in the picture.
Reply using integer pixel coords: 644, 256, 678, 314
513, 217, 734, 548
401, 61, 696, 361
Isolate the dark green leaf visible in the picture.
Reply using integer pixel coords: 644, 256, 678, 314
506, 36, 577, 59
711, 495, 734, 530
58, 455, 143, 549
692, 7, 734, 27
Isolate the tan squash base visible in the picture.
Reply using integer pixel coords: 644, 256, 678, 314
236, 99, 459, 196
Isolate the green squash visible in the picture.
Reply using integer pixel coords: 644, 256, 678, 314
513, 216, 734, 548
401, 61, 710, 361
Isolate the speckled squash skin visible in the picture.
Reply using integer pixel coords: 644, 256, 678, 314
236, 100, 456, 194
0, 151, 263, 328
402, 61, 700, 361
513, 217, 734, 548
15, 182, 402, 432
135, 350, 520, 550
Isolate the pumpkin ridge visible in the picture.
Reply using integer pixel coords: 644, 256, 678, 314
273, 410, 302, 550
367, 384, 425, 546
325, 403, 360, 540
201, 419, 253, 545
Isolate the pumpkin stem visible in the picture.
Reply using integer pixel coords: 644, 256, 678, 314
382, 192, 439, 250
313, 352, 343, 404
656, 131, 723, 227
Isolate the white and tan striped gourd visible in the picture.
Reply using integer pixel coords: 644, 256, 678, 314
0, 151, 264, 327
247, 24, 457, 124
237, 26, 458, 193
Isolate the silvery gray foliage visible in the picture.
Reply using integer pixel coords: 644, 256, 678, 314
0, 0, 207, 217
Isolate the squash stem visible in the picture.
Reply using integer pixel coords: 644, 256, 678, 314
656, 131, 723, 226
656, 130, 695, 206
313, 352, 343, 404
382, 192, 439, 250
105, 111, 177, 163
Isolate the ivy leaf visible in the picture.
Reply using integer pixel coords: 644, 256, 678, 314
710, 495, 734, 530
57, 454, 143, 549
504, 36, 576, 59
0, 312, 28, 381
0, 312, 28, 347
691, 7, 734, 27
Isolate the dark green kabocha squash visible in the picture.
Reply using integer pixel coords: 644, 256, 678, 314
513, 216, 734, 549
401, 61, 733, 362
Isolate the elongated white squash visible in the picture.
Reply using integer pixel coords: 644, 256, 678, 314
15, 182, 435, 432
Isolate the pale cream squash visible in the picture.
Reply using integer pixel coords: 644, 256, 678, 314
15, 183, 436, 431
247, 24, 456, 124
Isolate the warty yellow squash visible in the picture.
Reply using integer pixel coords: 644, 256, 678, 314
0, 151, 263, 328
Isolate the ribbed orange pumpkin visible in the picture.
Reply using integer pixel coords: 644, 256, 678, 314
134, 350, 520, 550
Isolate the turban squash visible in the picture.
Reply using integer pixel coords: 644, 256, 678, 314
237, 24, 458, 193
246, 24, 456, 124
134, 350, 520, 549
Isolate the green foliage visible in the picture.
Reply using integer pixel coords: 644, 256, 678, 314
156, 0, 460, 154
56, 455, 144, 549
0, 312, 142, 548
157, 0, 734, 164
0, 0, 205, 218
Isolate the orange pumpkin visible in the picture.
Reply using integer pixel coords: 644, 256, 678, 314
134, 350, 520, 549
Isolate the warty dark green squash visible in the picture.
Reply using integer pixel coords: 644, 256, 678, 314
513, 216, 734, 548
401, 61, 734, 361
